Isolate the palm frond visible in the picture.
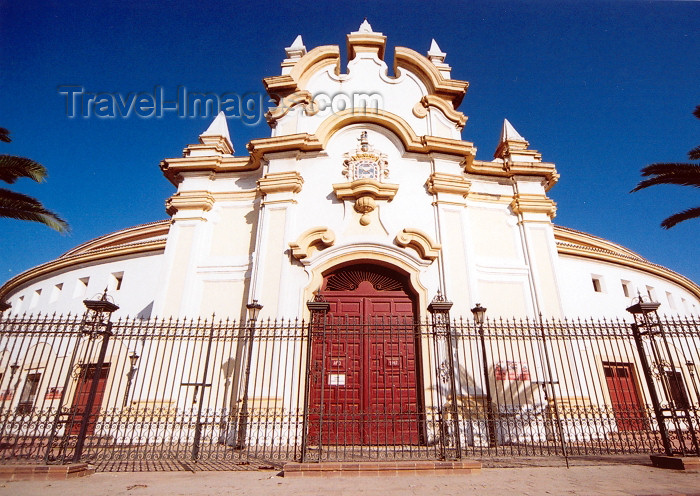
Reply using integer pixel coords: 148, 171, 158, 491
660, 206, 700, 229
0, 155, 48, 184
688, 145, 700, 161
631, 163, 700, 192
694, 105, 700, 120
0, 188, 70, 233
0, 128, 10, 143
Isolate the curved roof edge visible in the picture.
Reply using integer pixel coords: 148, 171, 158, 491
553, 225, 700, 300
0, 221, 170, 300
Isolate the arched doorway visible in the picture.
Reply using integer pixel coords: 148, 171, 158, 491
307, 263, 421, 446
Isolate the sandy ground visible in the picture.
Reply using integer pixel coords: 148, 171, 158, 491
1, 464, 699, 496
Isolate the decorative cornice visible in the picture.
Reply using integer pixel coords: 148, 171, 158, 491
466, 159, 559, 191
289, 227, 335, 260
412, 95, 467, 130
393, 46, 469, 107
556, 241, 700, 301
510, 194, 557, 219
553, 225, 644, 260
332, 179, 398, 201
347, 31, 387, 60
314, 109, 476, 159
263, 45, 341, 99
166, 190, 215, 216
258, 171, 304, 195
426, 172, 471, 197
394, 228, 441, 261
0, 240, 166, 301
60, 220, 170, 258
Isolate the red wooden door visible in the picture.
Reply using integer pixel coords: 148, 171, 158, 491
70, 364, 110, 436
308, 266, 420, 446
604, 362, 646, 431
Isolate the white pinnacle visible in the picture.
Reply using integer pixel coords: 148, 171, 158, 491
201, 111, 233, 150
427, 39, 446, 62
358, 18, 373, 33
285, 34, 307, 58
500, 119, 526, 143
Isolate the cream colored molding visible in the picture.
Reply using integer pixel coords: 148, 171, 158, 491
426, 172, 471, 197
465, 159, 559, 192
393, 46, 469, 107
211, 190, 258, 202
60, 220, 170, 258
394, 228, 441, 261
263, 45, 341, 97
510, 194, 557, 219
347, 31, 387, 60
553, 225, 644, 261
166, 190, 215, 216
315, 108, 476, 160
332, 179, 399, 225
412, 95, 467, 130
289, 227, 336, 260
265, 90, 319, 127
258, 171, 304, 195
0, 240, 166, 301
556, 241, 700, 301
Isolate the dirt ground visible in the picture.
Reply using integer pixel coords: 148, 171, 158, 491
1, 462, 699, 496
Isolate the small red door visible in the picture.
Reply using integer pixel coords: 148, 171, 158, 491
70, 364, 110, 435
308, 265, 420, 446
604, 362, 646, 431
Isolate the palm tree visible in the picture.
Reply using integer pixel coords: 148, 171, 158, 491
0, 127, 69, 233
631, 106, 700, 229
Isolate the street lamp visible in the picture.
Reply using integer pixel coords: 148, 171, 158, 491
235, 300, 263, 449
72, 289, 119, 463
0, 301, 11, 315
122, 352, 140, 407
471, 303, 496, 446
686, 361, 700, 407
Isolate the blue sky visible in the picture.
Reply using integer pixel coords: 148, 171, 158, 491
1, 0, 699, 290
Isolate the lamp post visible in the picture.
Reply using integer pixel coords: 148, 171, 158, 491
2, 363, 19, 407
471, 303, 496, 446
72, 289, 119, 463
0, 301, 11, 316
626, 295, 699, 457
235, 300, 263, 450
686, 361, 700, 408
122, 352, 140, 408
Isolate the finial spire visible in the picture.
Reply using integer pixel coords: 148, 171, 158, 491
358, 18, 373, 33
285, 34, 307, 59
500, 119, 526, 143
427, 39, 446, 63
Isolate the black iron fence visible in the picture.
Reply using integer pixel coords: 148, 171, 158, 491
0, 311, 698, 469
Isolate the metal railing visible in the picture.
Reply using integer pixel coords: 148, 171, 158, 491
0, 312, 698, 469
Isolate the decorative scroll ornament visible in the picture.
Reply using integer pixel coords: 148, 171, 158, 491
342, 131, 389, 182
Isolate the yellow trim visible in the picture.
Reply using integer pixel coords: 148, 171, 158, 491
60, 220, 170, 258
289, 227, 335, 260
394, 228, 442, 261
510, 194, 557, 219
413, 95, 468, 130
554, 226, 700, 300
426, 172, 471, 197
258, 171, 304, 195
166, 191, 215, 216
332, 179, 399, 201
393, 46, 469, 107
347, 31, 387, 61
263, 45, 341, 98
0, 241, 166, 301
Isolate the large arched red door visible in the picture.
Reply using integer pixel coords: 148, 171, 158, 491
308, 264, 421, 445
